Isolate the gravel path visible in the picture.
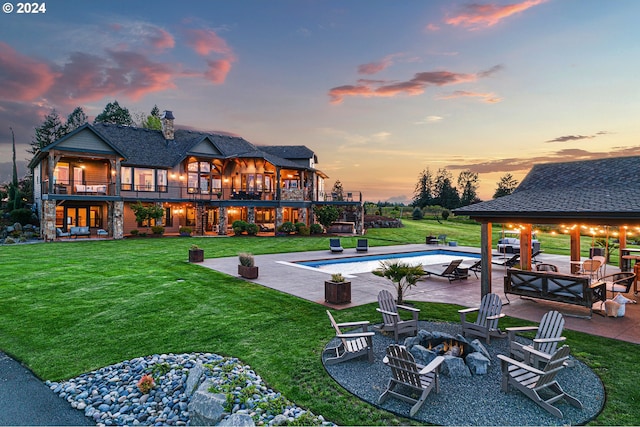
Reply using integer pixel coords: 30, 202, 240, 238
323, 321, 605, 426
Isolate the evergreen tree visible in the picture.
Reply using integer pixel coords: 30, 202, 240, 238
493, 173, 519, 198
433, 168, 460, 209
94, 100, 134, 126
412, 168, 433, 208
65, 107, 88, 132
9, 127, 22, 210
457, 169, 480, 206
30, 110, 66, 155
142, 105, 162, 130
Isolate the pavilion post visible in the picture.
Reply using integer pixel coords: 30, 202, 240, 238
480, 222, 492, 297
570, 227, 581, 274
520, 224, 532, 270
619, 226, 627, 268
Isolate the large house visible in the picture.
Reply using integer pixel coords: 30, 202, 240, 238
29, 111, 363, 240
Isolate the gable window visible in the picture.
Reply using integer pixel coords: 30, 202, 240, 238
188, 160, 217, 194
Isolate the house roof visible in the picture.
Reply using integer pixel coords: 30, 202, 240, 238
454, 156, 640, 225
37, 123, 320, 172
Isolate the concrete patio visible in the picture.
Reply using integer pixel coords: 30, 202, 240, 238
199, 244, 640, 345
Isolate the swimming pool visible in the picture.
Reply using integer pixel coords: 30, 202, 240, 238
295, 250, 480, 275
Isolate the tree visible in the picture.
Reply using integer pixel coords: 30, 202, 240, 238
457, 169, 480, 206
94, 100, 134, 126
433, 168, 460, 210
8, 127, 22, 211
493, 173, 519, 198
142, 105, 162, 130
412, 168, 434, 208
372, 261, 426, 304
30, 110, 66, 155
313, 205, 341, 231
65, 107, 88, 132
130, 202, 165, 229
331, 180, 344, 201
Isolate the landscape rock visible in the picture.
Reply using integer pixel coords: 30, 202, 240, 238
185, 362, 204, 397
188, 380, 226, 426
466, 352, 490, 375
217, 413, 254, 426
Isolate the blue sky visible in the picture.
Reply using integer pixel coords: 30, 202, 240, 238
2, 0, 640, 202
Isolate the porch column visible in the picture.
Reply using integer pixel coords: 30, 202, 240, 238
275, 207, 284, 231
298, 207, 307, 226
113, 201, 124, 240
520, 224, 532, 270
42, 199, 56, 241
570, 227, 581, 273
480, 222, 492, 297
247, 207, 256, 224
218, 206, 228, 235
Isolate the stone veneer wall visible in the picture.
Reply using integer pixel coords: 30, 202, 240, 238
247, 207, 255, 224
218, 207, 228, 235
112, 201, 124, 239
42, 199, 56, 241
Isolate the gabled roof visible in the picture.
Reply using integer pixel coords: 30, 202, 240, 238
454, 156, 640, 224
59, 124, 321, 171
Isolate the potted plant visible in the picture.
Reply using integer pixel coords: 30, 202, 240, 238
324, 273, 351, 304
179, 226, 192, 237
189, 244, 204, 263
216, 191, 222, 199
238, 252, 259, 279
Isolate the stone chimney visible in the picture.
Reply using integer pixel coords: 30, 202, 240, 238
161, 110, 175, 140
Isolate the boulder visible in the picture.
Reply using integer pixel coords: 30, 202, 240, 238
409, 345, 437, 366
441, 355, 471, 377
466, 352, 490, 375
218, 413, 255, 426
185, 362, 204, 397
469, 339, 491, 361
188, 379, 226, 426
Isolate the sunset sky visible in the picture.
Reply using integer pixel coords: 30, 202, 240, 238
2, 0, 640, 202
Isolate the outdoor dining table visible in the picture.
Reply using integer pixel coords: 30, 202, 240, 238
621, 248, 640, 271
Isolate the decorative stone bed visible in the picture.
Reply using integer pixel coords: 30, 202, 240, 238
323, 321, 605, 426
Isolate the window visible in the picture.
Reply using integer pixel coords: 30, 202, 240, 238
187, 160, 215, 193
121, 167, 132, 191
157, 170, 167, 192
54, 162, 69, 184
135, 168, 155, 191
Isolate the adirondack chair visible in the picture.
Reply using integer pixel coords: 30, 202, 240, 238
356, 238, 368, 252
507, 310, 566, 368
378, 344, 444, 416
329, 238, 343, 253
498, 345, 583, 418
423, 259, 465, 282
323, 310, 374, 365
459, 293, 506, 344
376, 289, 420, 342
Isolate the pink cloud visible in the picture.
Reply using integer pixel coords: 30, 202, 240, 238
204, 59, 233, 84
147, 27, 175, 52
0, 42, 57, 101
329, 66, 502, 104
445, 0, 547, 30
437, 90, 503, 103
184, 28, 233, 57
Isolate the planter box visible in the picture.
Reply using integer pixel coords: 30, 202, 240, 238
324, 280, 351, 304
238, 265, 259, 279
189, 249, 204, 263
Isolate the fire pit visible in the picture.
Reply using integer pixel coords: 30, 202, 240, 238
404, 330, 491, 377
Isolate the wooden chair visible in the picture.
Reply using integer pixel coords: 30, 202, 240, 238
323, 310, 374, 365
356, 238, 368, 252
578, 259, 601, 281
329, 238, 343, 253
498, 345, 583, 418
459, 293, 506, 344
378, 344, 444, 416
506, 310, 566, 368
600, 272, 637, 299
423, 259, 465, 282
376, 289, 420, 342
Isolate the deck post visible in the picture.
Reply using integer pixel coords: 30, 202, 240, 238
481, 222, 492, 298
520, 224, 532, 270
570, 227, 581, 273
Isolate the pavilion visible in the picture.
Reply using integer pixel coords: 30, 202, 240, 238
454, 155, 640, 297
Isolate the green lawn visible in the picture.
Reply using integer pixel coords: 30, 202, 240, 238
0, 218, 638, 425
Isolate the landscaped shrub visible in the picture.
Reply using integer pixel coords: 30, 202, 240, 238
245, 223, 259, 236
277, 221, 296, 234
441, 209, 451, 220
130, 229, 139, 235
238, 252, 255, 267
3, 236, 16, 244
298, 225, 310, 236
9, 208, 34, 226
412, 207, 424, 220
294, 222, 306, 233
151, 225, 165, 235
310, 223, 323, 235
179, 226, 192, 236
232, 220, 248, 235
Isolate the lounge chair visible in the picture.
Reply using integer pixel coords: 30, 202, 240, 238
356, 238, 368, 252
378, 344, 444, 416
423, 259, 465, 282
323, 310, 374, 365
376, 289, 420, 342
329, 238, 343, 253
492, 253, 520, 267
464, 259, 482, 278
506, 310, 566, 368
459, 293, 506, 344
536, 263, 559, 272
498, 345, 583, 418
601, 272, 637, 299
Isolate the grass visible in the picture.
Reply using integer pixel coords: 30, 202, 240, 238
1, 218, 639, 425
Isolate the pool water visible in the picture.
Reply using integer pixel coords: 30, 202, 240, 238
296, 250, 480, 275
